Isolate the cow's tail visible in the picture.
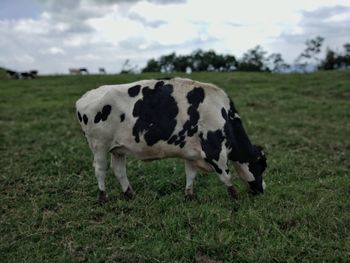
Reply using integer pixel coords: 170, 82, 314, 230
75, 101, 86, 127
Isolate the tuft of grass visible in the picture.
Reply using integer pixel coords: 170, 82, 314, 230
1, 71, 349, 262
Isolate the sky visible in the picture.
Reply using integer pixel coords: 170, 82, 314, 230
0, 0, 349, 74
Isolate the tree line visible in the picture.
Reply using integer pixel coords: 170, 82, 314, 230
141, 37, 350, 73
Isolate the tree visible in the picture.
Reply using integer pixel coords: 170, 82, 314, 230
342, 43, 350, 67
120, 59, 137, 74
191, 49, 206, 71
142, 49, 239, 73
159, 52, 176, 73
238, 45, 268, 71
142, 58, 161, 73
295, 36, 324, 71
173, 54, 191, 72
223, 55, 238, 71
319, 48, 337, 70
343, 43, 350, 56
319, 43, 350, 70
267, 53, 290, 72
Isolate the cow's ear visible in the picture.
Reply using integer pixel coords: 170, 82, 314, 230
254, 145, 266, 160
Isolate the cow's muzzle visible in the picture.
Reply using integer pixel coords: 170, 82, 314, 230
248, 181, 264, 195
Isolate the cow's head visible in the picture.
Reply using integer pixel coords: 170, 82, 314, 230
235, 145, 267, 194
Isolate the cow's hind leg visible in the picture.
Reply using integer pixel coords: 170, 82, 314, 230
93, 150, 109, 203
111, 153, 135, 200
184, 160, 197, 200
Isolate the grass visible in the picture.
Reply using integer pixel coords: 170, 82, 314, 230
0, 71, 349, 262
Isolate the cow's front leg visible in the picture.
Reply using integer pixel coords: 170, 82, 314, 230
93, 150, 108, 203
220, 170, 237, 200
217, 169, 237, 200
184, 160, 197, 200
111, 153, 135, 200
206, 152, 238, 200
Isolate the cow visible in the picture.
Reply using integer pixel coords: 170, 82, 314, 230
20, 72, 35, 79
69, 68, 80, 75
76, 77, 267, 202
6, 69, 37, 79
69, 68, 89, 75
99, 68, 107, 74
29, 70, 38, 77
79, 68, 89, 74
6, 70, 20, 79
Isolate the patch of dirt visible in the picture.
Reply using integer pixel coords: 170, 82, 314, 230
195, 251, 223, 263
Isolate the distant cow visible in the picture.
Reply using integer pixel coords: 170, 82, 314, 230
20, 72, 35, 79
69, 68, 89, 75
6, 69, 37, 79
29, 70, 38, 77
69, 68, 80, 75
79, 68, 89, 74
99, 68, 106, 74
76, 78, 267, 202
6, 70, 20, 79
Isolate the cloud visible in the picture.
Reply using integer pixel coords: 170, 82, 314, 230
74, 54, 100, 61
272, 5, 350, 62
1, 0, 349, 73
90, 0, 186, 4
47, 47, 66, 55
299, 5, 350, 36
127, 12, 166, 28
34, 0, 186, 34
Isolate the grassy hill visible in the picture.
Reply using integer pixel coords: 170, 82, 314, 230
0, 71, 349, 262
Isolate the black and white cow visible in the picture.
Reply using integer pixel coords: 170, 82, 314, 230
6, 70, 20, 79
76, 78, 267, 202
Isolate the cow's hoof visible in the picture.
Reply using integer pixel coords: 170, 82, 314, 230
123, 186, 135, 200
185, 193, 195, 201
227, 186, 238, 200
98, 190, 109, 203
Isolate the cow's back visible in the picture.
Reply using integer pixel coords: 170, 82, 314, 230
76, 78, 231, 160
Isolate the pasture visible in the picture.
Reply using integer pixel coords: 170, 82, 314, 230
0, 71, 349, 262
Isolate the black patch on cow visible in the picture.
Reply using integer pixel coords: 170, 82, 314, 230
182, 87, 204, 136
77, 111, 82, 122
83, 114, 88, 125
94, 112, 102, 123
132, 81, 178, 145
94, 105, 112, 123
221, 99, 258, 163
169, 87, 205, 148
167, 135, 178, 144
120, 113, 125, 122
247, 148, 267, 190
199, 130, 225, 174
101, 105, 111, 121
128, 85, 141, 97
249, 181, 263, 194
205, 158, 222, 174
187, 87, 205, 107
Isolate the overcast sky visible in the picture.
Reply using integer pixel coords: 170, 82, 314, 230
0, 0, 349, 74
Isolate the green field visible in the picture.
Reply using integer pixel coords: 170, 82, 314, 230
1, 71, 349, 262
